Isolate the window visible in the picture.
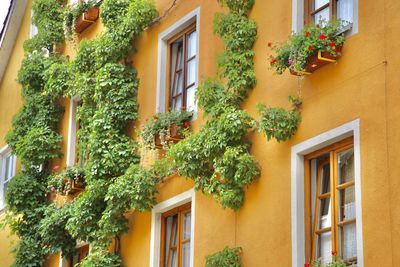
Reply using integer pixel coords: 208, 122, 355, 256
29, 10, 38, 38
305, 0, 354, 25
168, 25, 197, 112
160, 203, 192, 267
304, 137, 357, 265
67, 98, 86, 167
0, 146, 16, 210
150, 189, 195, 267
69, 244, 89, 267
156, 8, 199, 114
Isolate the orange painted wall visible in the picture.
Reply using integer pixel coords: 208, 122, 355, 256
1, 0, 400, 266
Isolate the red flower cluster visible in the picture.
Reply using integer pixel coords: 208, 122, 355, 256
270, 59, 277, 65
308, 45, 314, 51
332, 250, 338, 256
305, 31, 311, 37
318, 34, 327, 40
304, 263, 311, 267
330, 41, 336, 47
183, 121, 191, 127
63, 178, 69, 183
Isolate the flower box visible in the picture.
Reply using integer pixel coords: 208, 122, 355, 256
290, 49, 341, 76
75, 6, 99, 33
154, 122, 185, 149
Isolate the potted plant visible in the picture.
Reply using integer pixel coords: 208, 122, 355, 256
48, 166, 86, 196
305, 250, 356, 267
269, 20, 347, 76
140, 110, 192, 149
64, 0, 100, 37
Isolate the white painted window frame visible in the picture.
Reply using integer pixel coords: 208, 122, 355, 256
0, 145, 16, 210
66, 97, 80, 167
292, 0, 358, 35
291, 119, 363, 267
156, 7, 200, 116
149, 188, 196, 267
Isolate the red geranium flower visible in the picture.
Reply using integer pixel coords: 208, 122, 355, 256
305, 32, 311, 37
318, 34, 327, 40
267, 42, 272, 48
183, 121, 190, 127
304, 263, 311, 267
270, 59, 277, 65
331, 250, 338, 256
308, 45, 314, 51
329, 41, 336, 47
334, 47, 340, 53
64, 178, 69, 183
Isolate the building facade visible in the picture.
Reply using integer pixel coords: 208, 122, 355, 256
0, 0, 400, 266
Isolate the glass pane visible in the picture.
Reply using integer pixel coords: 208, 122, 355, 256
171, 72, 183, 97
314, 0, 329, 10
340, 223, 357, 261
165, 215, 178, 266
186, 59, 196, 86
183, 211, 191, 240
320, 163, 330, 194
339, 185, 356, 221
318, 198, 331, 229
172, 96, 183, 111
3, 181, 8, 202
337, 0, 353, 23
317, 231, 332, 264
337, 148, 354, 184
187, 31, 197, 58
182, 242, 191, 267
186, 86, 196, 112
5, 157, 10, 181
170, 249, 178, 267
313, 7, 330, 24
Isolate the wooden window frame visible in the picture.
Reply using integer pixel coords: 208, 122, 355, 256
69, 244, 89, 267
304, 0, 338, 25
167, 24, 197, 111
304, 137, 357, 264
160, 202, 192, 267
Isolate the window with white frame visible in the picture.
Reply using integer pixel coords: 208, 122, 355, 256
29, 10, 38, 38
291, 120, 363, 267
0, 146, 16, 210
66, 97, 86, 167
292, 0, 358, 34
156, 8, 200, 114
150, 189, 195, 267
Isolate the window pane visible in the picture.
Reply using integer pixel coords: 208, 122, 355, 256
185, 86, 196, 112
186, 59, 196, 86
337, 148, 354, 184
339, 185, 356, 221
169, 250, 178, 267
172, 96, 183, 111
313, 7, 330, 24
5, 156, 14, 181
318, 198, 331, 229
317, 231, 332, 264
314, 0, 329, 10
182, 242, 190, 267
165, 215, 178, 267
187, 31, 197, 58
183, 211, 191, 240
337, 0, 353, 23
340, 223, 357, 261
320, 163, 330, 194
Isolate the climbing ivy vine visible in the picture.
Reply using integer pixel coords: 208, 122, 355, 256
2, 0, 302, 266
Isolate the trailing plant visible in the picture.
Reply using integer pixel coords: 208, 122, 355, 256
205, 247, 242, 267
140, 110, 192, 149
166, 0, 260, 211
269, 20, 346, 74
305, 251, 351, 267
257, 95, 302, 142
47, 166, 86, 195
39, 204, 77, 259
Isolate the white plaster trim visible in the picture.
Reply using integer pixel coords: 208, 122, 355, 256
149, 188, 196, 267
0, 145, 16, 211
291, 119, 364, 267
66, 97, 80, 167
156, 7, 200, 114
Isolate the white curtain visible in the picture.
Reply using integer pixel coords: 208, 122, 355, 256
337, 0, 353, 23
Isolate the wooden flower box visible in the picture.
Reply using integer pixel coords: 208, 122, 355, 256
154, 123, 184, 149
69, 176, 85, 194
75, 6, 99, 34
290, 49, 341, 76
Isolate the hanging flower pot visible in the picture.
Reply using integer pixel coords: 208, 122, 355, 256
75, 6, 99, 33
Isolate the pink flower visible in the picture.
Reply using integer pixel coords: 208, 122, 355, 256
52, 165, 60, 171
288, 59, 293, 65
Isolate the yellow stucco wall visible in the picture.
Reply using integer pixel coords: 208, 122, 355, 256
1, 0, 400, 266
